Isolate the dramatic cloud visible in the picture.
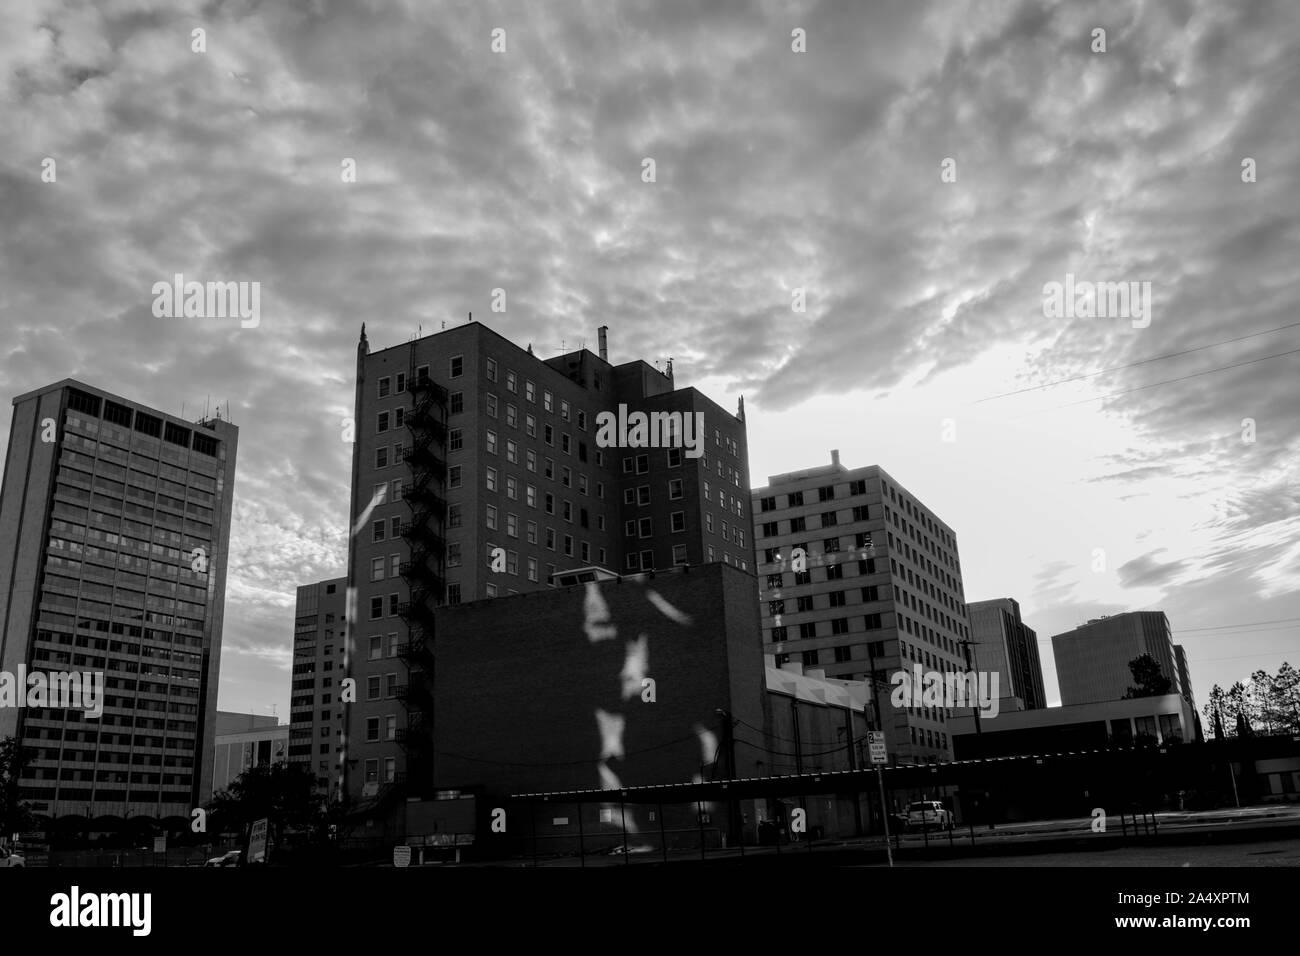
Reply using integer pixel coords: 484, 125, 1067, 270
2, 0, 1296, 713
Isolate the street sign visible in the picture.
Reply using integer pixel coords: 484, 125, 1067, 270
153, 835, 167, 854
393, 845, 411, 868
248, 818, 269, 864
868, 731, 888, 765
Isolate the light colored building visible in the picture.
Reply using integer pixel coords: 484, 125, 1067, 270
288, 576, 347, 798
212, 711, 288, 793
1051, 612, 1190, 706
0, 380, 237, 822
949, 693, 1201, 759
751, 451, 972, 765
966, 598, 1047, 710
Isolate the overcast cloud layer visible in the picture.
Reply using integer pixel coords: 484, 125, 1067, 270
2, 0, 1297, 718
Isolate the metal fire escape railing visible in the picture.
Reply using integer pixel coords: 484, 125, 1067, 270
395, 355, 449, 796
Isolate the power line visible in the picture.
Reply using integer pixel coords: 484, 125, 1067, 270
1052, 346, 1300, 409
975, 320, 1300, 403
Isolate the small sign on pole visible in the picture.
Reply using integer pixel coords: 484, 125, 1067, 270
868, 731, 888, 765
393, 845, 411, 868
248, 818, 269, 864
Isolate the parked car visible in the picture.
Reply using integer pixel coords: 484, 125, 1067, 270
904, 801, 953, 832
205, 850, 243, 868
0, 847, 25, 868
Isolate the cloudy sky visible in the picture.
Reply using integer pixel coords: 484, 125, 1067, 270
2, 0, 1297, 721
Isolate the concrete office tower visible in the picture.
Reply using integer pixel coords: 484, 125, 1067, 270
1174, 644, 1196, 715
0, 381, 237, 822
212, 711, 288, 793
966, 598, 1047, 710
288, 576, 347, 798
1051, 611, 1190, 706
752, 451, 972, 766
342, 322, 752, 804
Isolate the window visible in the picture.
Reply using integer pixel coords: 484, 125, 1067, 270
506, 476, 518, 500
527, 557, 539, 581
768, 600, 785, 615
640, 550, 654, 570
821, 511, 838, 527
486, 467, 497, 492
449, 355, 464, 377
370, 557, 385, 582
624, 520, 636, 537
818, 485, 835, 502
370, 597, 383, 621
562, 501, 573, 522
486, 430, 498, 455
790, 516, 806, 533
377, 411, 390, 433
796, 596, 814, 612
802, 650, 819, 667
862, 585, 879, 602
507, 439, 518, 464
486, 395, 498, 419
486, 358, 498, 382
545, 459, 555, 479
579, 475, 588, 495
368, 636, 383, 660
563, 535, 574, 557
450, 391, 464, 414
447, 504, 463, 528
829, 591, 846, 607
622, 457, 634, 475
672, 544, 688, 565
544, 424, 553, 445
378, 377, 391, 398
824, 537, 841, 553
856, 532, 873, 549
794, 570, 811, 586
366, 717, 381, 742
525, 414, 536, 438
560, 400, 570, 421
486, 504, 498, 530
449, 428, 463, 451
788, 491, 804, 507
635, 454, 649, 475
864, 613, 883, 629
507, 550, 519, 575
826, 564, 844, 581
526, 485, 537, 508
525, 381, 535, 402
386, 715, 397, 741
546, 528, 556, 550
561, 433, 571, 455
561, 466, 571, 488
799, 623, 817, 639
667, 447, 682, 467
366, 676, 381, 701
375, 447, 389, 468
670, 511, 686, 533
545, 493, 555, 515
638, 517, 652, 538
448, 465, 462, 489
850, 479, 866, 495
506, 370, 517, 393
526, 520, 537, 544
543, 391, 553, 412
390, 554, 400, 578
669, 478, 683, 500
372, 520, 386, 543
637, 485, 651, 506
577, 410, 586, 430
447, 542, 462, 567
853, 505, 870, 521
506, 404, 517, 428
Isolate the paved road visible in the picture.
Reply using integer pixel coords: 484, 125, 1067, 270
901, 836, 1300, 867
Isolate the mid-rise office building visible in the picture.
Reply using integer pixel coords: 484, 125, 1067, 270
1051, 611, 1191, 707
342, 322, 753, 803
966, 598, 1047, 710
751, 451, 971, 765
0, 380, 237, 821
288, 576, 347, 798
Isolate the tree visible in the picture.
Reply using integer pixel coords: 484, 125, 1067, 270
209, 761, 319, 853
1123, 654, 1172, 699
0, 736, 34, 839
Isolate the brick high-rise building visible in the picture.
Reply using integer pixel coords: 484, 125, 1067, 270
751, 451, 971, 765
341, 322, 753, 803
966, 598, 1047, 710
0, 380, 237, 820
288, 576, 346, 798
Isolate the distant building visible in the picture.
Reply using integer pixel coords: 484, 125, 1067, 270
288, 576, 347, 799
1174, 643, 1195, 714
966, 598, 1047, 710
751, 450, 972, 765
0, 380, 237, 823
1051, 612, 1191, 707
212, 711, 288, 793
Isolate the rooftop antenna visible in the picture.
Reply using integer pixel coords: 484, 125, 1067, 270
468, 312, 473, 323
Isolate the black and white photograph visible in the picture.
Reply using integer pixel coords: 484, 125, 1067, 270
0, 0, 1296, 939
